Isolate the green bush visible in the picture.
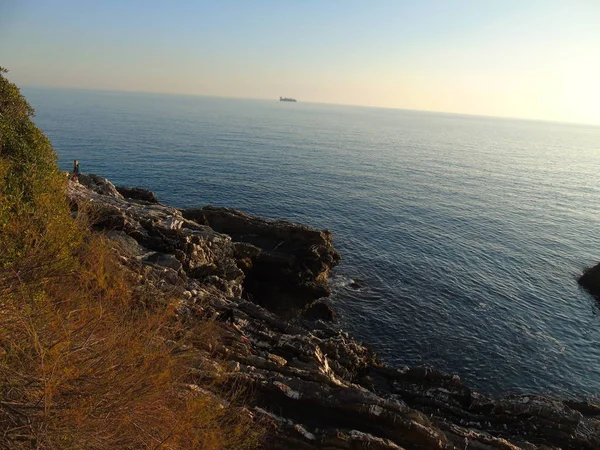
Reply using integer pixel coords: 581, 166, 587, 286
0, 67, 79, 286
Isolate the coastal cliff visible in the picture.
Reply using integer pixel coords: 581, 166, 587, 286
68, 174, 600, 450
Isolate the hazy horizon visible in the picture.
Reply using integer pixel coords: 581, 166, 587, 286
21, 83, 600, 128
2, 0, 599, 125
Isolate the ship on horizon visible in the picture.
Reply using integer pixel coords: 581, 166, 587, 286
279, 96, 297, 102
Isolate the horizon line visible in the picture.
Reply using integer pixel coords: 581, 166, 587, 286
20, 83, 600, 129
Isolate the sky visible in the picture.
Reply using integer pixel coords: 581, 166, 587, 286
1, 0, 599, 125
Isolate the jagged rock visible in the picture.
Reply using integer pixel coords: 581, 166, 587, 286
77, 173, 124, 198
66, 175, 600, 450
183, 206, 340, 315
303, 301, 336, 322
106, 230, 147, 257
564, 400, 600, 416
67, 178, 245, 297
116, 185, 159, 203
142, 252, 183, 271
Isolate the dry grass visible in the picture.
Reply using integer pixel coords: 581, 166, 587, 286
1, 231, 263, 450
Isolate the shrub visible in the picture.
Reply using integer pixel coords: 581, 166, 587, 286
0, 67, 80, 293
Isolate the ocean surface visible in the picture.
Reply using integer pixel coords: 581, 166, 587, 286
25, 86, 600, 399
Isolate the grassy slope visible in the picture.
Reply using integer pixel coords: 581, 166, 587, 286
0, 68, 261, 449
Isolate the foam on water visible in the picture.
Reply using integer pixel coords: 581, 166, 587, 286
25, 87, 600, 398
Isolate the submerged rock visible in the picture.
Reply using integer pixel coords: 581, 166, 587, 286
66, 174, 600, 450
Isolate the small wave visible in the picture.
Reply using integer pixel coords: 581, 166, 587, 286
330, 274, 365, 292
515, 324, 566, 355
330, 274, 353, 289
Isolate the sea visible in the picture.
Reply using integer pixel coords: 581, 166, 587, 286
25, 86, 600, 399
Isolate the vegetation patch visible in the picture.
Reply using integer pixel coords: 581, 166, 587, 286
0, 68, 262, 449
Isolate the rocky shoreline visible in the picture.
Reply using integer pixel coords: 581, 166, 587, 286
67, 174, 600, 450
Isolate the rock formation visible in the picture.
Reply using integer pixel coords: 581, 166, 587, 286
67, 174, 600, 450
578, 262, 600, 297
183, 206, 340, 316
115, 185, 160, 203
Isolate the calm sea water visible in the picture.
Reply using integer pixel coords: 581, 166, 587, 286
25, 86, 600, 399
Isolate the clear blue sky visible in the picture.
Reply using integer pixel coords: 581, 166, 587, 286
1, 0, 599, 124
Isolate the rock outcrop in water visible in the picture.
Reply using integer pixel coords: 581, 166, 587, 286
68, 174, 600, 450
578, 262, 600, 297
182, 206, 340, 316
